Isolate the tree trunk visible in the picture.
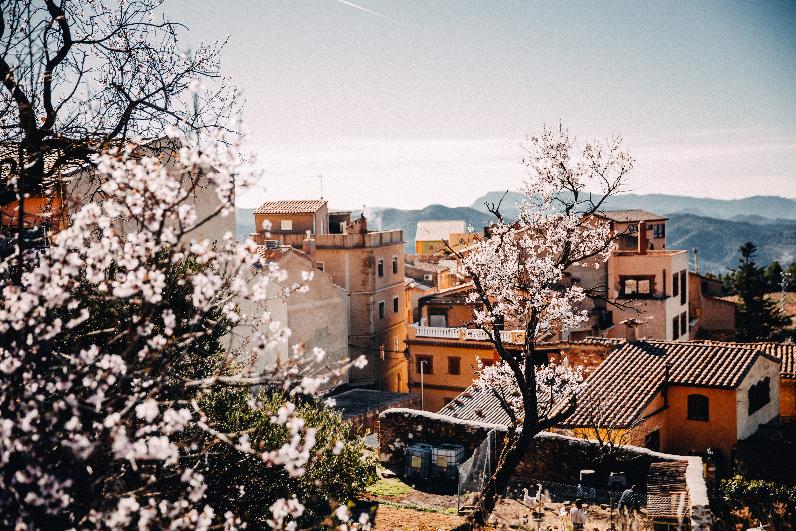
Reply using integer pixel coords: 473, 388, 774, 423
476, 422, 542, 523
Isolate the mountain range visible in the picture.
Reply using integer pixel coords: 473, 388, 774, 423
236, 193, 796, 273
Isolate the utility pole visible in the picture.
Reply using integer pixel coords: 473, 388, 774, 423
420, 359, 426, 410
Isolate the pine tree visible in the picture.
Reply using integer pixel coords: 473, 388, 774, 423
765, 261, 783, 293
732, 242, 789, 341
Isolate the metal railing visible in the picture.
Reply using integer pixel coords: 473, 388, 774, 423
411, 324, 525, 344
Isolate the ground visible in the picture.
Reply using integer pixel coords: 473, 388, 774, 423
360, 475, 649, 530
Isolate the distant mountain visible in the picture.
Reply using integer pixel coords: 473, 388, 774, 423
235, 195, 796, 272
666, 213, 796, 273
470, 191, 796, 223
365, 205, 494, 252
236, 207, 255, 239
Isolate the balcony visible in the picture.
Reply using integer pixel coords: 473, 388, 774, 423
408, 323, 525, 344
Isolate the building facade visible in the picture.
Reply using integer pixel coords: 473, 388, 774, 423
251, 200, 408, 391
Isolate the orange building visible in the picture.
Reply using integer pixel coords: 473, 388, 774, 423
251, 200, 408, 392
441, 340, 781, 461
560, 341, 781, 460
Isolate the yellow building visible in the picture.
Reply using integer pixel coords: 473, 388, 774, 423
414, 220, 467, 256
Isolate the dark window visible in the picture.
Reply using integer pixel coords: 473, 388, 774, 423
652, 223, 665, 238
672, 316, 680, 340
620, 276, 654, 298
393, 296, 399, 314
378, 301, 385, 319
644, 429, 661, 451
377, 259, 384, 277
428, 309, 448, 328
447, 356, 461, 375
680, 312, 687, 336
748, 377, 771, 415
480, 359, 495, 368
316, 262, 324, 272
680, 270, 687, 305
443, 397, 454, 405
392, 257, 398, 275
687, 394, 709, 421
672, 272, 679, 298
416, 355, 433, 374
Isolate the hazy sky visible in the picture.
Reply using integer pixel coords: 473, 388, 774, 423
163, 1, 796, 210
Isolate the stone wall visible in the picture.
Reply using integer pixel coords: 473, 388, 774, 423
379, 408, 712, 528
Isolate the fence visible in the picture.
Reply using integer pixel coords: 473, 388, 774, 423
457, 429, 498, 514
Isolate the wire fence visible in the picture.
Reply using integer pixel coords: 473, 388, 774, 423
457, 429, 498, 513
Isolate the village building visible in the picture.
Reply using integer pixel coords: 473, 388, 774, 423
688, 273, 736, 339
439, 340, 781, 461
414, 219, 480, 256
235, 245, 350, 389
251, 200, 407, 391
0, 138, 236, 247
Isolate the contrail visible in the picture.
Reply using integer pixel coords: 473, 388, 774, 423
335, 0, 398, 23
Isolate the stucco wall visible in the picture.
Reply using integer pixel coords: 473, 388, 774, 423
735, 356, 780, 440
782, 379, 796, 418
661, 386, 738, 459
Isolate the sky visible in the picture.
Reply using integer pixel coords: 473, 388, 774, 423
162, 1, 796, 210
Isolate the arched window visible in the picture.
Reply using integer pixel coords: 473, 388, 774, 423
687, 394, 709, 421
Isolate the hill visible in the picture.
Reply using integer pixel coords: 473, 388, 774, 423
470, 191, 796, 222
235, 196, 796, 272
666, 213, 796, 273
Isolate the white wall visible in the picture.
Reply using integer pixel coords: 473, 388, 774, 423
735, 356, 780, 440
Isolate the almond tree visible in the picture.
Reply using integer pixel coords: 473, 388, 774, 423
0, 133, 368, 529
0, 0, 237, 280
457, 125, 634, 518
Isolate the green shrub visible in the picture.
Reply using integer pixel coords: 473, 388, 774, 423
720, 475, 796, 528
197, 386, 378, 527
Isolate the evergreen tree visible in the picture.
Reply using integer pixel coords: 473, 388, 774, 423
766, 261, 784, 293
732, 242, 790, 341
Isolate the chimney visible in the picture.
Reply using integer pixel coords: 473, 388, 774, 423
302, 230, 316, 259
637, 220, 648, 255
693, 247, 700, 275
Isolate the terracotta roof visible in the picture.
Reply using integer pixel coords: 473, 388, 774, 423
416, 220, 467, 242
687, 340, 796, 379
563, 340, 779, 428
647, 461, 690, 520
598, 210, 667, 223
253, 199, 327, 215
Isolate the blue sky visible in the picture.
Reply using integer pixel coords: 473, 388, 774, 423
163, 1, 796, 209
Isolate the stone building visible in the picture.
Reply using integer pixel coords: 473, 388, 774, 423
251, 200, 407, 391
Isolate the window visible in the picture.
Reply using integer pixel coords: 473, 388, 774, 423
652, 223, 665, 238
378, 301, 385, 319
680, 270, 687, 305
680, 312, 687, 336
480, 359, 495, 368
748, 377, 771, 415
416, 355, 433, 374
377, 259, 384, 277
443, 397, 454, 405
423, 273, 434, 282
280, 219, 293, 231
644, 430, 661, 451
447, 356, 461, 375
428, 309, 447, 328
393, 296, 399, 314
672, 272, 679, 298
392, 256, 398, 275
687, 394, 709, 421
672, 316, 680, 340
316, 261, 324, 272
620, 276, 654, 298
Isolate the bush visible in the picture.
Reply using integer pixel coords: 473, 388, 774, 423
198, 386, 379, 527
720, 475, 796, 529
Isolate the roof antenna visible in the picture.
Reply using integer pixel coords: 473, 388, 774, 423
318, 174, 323, 199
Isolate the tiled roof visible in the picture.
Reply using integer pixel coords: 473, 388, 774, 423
253, 199, 326, 215
687, 340, 796, 379
416, 220, 467, 242
563, 341, 779, 428
647, 461, 690, 520
438, 384, 514, 425
599, 210, 667, 223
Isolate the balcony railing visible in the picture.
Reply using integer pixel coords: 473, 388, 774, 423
411, 324, 525, 344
